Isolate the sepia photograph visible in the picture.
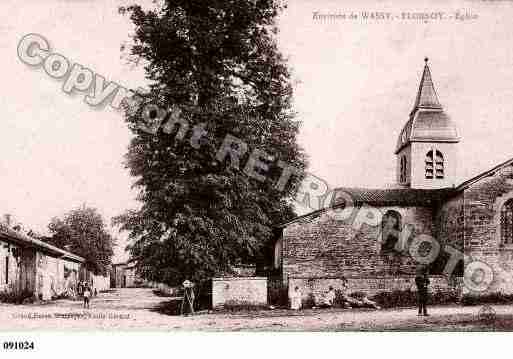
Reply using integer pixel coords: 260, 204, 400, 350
1, 0, 513, 357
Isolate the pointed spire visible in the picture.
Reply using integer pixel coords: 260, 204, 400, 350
411, 58, 442, 114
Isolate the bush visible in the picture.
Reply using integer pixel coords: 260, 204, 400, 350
0, 290, 34, 304
430, 290, 459, 305
302, 293, 316, 309
460, 292, 513, 306
371, 289, 462, 308
371, 289, 418, 309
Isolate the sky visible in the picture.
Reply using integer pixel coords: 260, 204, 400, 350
2, 0, 513, 262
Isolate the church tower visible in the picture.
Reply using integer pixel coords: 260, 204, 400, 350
395, 59, 460, 189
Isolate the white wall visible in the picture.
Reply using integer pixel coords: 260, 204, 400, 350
212, 277, 267, 308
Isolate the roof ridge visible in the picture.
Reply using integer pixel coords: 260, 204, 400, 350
277, 187, 459, 228
0, 225, 84, 262
457, 156, 513, 191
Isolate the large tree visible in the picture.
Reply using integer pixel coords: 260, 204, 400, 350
114, 0, 307, 285
46, 206, 115, 276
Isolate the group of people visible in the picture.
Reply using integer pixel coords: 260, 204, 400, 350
77, 281, 94, 309
290, 280, 380, 311
61, 281, 96, 309
290, 268, 431, 316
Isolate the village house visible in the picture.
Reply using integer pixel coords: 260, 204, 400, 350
0, 215, 110, 300
273, 59, 513, 304
0, 219, 84, 300
111, 260, 148, 288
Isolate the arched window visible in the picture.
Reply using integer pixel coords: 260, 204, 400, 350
381, 210, 402, 253
425, 149, 444, 179
501, 199, 513, 245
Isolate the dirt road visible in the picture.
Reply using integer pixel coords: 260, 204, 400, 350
0, 288, 510, 331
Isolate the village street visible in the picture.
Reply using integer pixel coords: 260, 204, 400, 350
0, 288, 512, 331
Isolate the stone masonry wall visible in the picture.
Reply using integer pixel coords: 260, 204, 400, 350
282, 205, 436, 286
436, 193, 464, 252
432, 193, 465, 276
463, 164, 513, 294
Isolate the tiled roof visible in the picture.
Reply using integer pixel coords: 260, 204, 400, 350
395, 109, 460, 153
0, 224, 85, 263
457, 156, 513, 191
278, 187, 459, 227
331, 187, 459, 206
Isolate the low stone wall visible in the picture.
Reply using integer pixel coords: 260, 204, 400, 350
212, 277, 267, 308
288, 275, 462, 305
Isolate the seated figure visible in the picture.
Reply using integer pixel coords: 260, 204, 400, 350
290, 286, 302, 310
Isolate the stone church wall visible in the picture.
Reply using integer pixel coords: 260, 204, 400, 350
282, 205, 437, 288
436, 193, 464, 252
463, 164, 513, 294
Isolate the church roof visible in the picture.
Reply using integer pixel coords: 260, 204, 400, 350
331, 187, 458, 206
278, 154, 513, 229
456, 156, 513, 191
277, 187, 458, 228
395, 59, 459, 154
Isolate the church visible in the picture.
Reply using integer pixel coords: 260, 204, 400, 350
272, 59, 513, 302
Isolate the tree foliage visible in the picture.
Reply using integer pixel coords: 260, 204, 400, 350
114, 0, 307, 285
46, 206, 115, 276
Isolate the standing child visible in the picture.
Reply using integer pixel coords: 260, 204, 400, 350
83, 284, 91, 309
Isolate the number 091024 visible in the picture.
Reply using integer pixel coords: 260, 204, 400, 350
3, 341, 35, 350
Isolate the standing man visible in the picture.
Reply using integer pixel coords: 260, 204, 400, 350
415, 266, 430, 316
181, 280, 195, 316
83, 283, 91, 309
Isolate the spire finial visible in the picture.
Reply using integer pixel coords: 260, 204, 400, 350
410, 57, 442, 114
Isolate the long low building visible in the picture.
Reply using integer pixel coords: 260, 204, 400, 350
0, 222, 85, 300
